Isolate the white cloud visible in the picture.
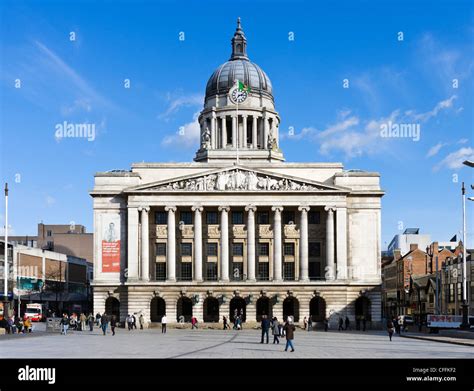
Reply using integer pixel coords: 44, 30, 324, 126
158, 94, 203, 119
161, 111, 200, 149
426, 142, 445, 158
409, 95, 457, 122
61, 98, 92, 116
434, 147, 474, 171
45, 195, 56, 207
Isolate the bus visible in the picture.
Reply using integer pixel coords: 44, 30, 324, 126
24, 303, 45, 322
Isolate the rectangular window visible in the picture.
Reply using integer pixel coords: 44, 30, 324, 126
206, 211, 218, 225
309, 261, 321, 279
283, 211, 295, 225
308, 211, 321, 225
47, 230, 52, 237
233, 243, 244, 256
47, 241, 54, 250
457, 283, 462, 302
155, 211, 167, 225
180, 211, 193, 225
284, 243, 295, 256
181, 243, 192, 256
232, 263, 243, 281
309, 242, 321, 258
207, 242, 218, 256
179, 263, 192, 281
206, 263, 218, 281
257, 263, 269, 281
156, 243, 166, 256
258, 243, 269, 256
257, 212, 269, 225
284, 262, 295, 280
155, 263, 166, 281
449, 284, 454, 303
232, 211, 244, 225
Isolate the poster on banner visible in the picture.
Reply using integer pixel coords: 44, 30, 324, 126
102, 214, 121, 272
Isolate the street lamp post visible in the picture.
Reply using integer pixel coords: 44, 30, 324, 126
460, 182, 470, 328
2, 183, 9, 319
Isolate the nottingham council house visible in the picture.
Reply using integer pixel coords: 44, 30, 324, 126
90, 19, 384, 328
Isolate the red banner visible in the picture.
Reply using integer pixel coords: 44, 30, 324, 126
102, 240, 121, 272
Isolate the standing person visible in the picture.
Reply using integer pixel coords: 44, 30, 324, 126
271, 317, 280, 344
345, 316, 350, 330
60, 314, 69, 335
283, 318, 296, 352
303, 316, 308, 331
132, 313, 137, 329
191, 316, 198, 329
100, 313, 108, 335
395, 317, 401, 335
88, 313, 95, 331
338, 317, 344, 331
95, 312, 101, 326
139, 314, 145, 330
402, 317, 407, 333
80, 313, 87, 331
260, 315, 270, 344
324, 318, 329, 332
223, 316, 228, 330
110, 315, 117, 336
126, 314, 133, 331
387, 319, 395, 341
307, 316, 312, 332
161, 315, 167, 334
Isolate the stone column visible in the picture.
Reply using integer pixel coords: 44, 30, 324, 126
127, 207, 139, 281
245, 205, 257, 281
242, 115, 248, 148
232, 115, 237, 148
221, 116, 227, 147
165, 206, 177, 282
192, 205, 203, 282
325, 206, 336, 280
298, 206, 310, 281
219, 206, 230, 282
272, 206, 283, 281
211, 112, 216, 149
252, 116, 258, 149
336, 207, 348, 280
263, 116, 269, 149
139, 206, 150, 281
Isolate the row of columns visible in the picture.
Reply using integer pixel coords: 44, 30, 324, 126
128, 204, 347, 282
203, 113, 278, 150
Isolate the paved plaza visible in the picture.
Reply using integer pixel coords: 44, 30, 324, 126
1, 326, 473, 358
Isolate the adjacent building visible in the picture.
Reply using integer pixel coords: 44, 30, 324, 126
387, 228, 431, 257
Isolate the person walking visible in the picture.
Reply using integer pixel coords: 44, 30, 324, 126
100, 313, 108, 335
260, 315, 270, 344
132, 314, 137, 329
271, 317, 280, 344
60, 314, 69, 335
161, 315, 167, 333
139, 314, 145, 330
387, 319, 395, 341
126, 314, 134, 331
88, 313, 94, 331
283, 319, 296, 352
307, 316, 312, 332
223, 316, 229, 330
110, 315, 117, 336
338, 317, 344, 331
95, 312, 101, 326
303, 316, 308, 331
345, 316, 350, 330
80, 313, 87, 331
324, 318, 329, 332
191, 316, 198, 329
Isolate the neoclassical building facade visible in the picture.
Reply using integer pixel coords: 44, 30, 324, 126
91, 20, 384, 328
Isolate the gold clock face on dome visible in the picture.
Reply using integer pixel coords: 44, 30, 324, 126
229, 86, 248, 104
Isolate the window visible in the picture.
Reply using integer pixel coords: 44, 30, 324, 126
457, 283, 462, 302
47, 241, 54, 250
180, 211, 193, 225
206, 263, 218, 281
156, 243, 166, 256
284, 243, 295, 256
284, 262, 295, 280
232, 263, 243, 280
449, 284, 454, 303
308, 211, 320, 224
155, 263, 166, 281
155, 211, 167, 225
179, 263, 192, 281
207, 243, 218, 256
309, 261, 321, 279
258, 243, 269, 256
429, 294, 434, 304
309, 242, 321, 258
233, 243, 244, 256
181, 243, 192, 256
206, 211, 218, 225
47, 230, 52, 237
283, 211, 295, 225
257, 212, 269, 224
232, 211, 244, 225
257, 263, 269, 280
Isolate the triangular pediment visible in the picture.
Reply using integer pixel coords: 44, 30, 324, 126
124, 165, 349, 193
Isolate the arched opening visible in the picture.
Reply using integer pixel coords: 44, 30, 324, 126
309, 296, 326, 322
177, 296, 193, 322
150, 297, 166, 322
203, 297, 219, 322
229, 297, 246, 323
355, 296, 371, 321
105, 297, 120, 318
283, 296, 299, 322
256, 296, 272, 322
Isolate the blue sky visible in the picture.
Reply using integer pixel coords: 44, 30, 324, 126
1, 0, 473, 249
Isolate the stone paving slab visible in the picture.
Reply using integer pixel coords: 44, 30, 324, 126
400, 333, 474, 347
1, 328, 473, 359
